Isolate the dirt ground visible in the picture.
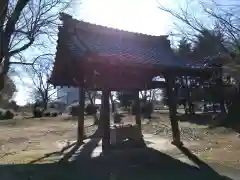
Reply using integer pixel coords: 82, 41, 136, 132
0, 115, 95, 164
0, 111, 239, 169
143, 112, 240, 169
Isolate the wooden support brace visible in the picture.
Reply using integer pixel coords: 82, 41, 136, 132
165, 74, 183, 147
77, 88, 85, 144
102, 89, 111, 153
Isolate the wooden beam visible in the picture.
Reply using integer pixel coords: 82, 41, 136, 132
102, 89, 111, 153
165, 74, 183, 147
77, 87, 85, 144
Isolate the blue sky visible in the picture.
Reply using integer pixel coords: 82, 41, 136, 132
13, 0, 189, 105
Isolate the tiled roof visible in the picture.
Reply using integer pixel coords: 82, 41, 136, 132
50, 14, 217, 87
59, 13, 192, 69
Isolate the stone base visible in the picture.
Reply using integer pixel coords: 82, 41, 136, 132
110, 124, 142, 145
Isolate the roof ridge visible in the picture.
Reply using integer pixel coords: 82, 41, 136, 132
59, 13, 168, 41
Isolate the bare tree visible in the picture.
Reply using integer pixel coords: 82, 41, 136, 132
157, 0, 207, 41
158, 0, 240, 50
109, 92, 115, 113
157, 0, 228, 49
85, 90, 102, 125
24, 53, 59, 109
140, 89, 161, 102
200, 1, 240, 49
158, 0, 240, 125
0, 0, 74, 91
86, 91, 99, 106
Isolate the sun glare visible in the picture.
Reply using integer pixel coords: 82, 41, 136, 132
15, 0, 175, 106
77, 0, 173, 35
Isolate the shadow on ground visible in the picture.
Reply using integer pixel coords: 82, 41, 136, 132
223, 124, 240, 133
177, 113, 215, 126
0, 132, 233, 180
177, 113, 240, 134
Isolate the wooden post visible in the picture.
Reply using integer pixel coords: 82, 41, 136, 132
165, 74, 183, 147
77, 87, 85, 144
134, 90, 141, 130
102, 89, 111, 153
218, 65, 226, 114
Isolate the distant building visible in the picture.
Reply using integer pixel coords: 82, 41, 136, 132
57, 87, 79, 106
57, 87, 120, 111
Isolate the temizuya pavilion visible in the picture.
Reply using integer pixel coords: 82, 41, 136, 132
49, 13, 213, 152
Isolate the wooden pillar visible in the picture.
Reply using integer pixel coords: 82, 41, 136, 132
217, 79, 226, 113
134, 90, 141, 130
102, 89, 111, 153
218, 66, 226, 114
77, 87, 85, 144
165, 74, 183, 147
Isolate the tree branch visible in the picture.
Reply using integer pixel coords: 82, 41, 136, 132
4, 0, 30, 39
10, 61, 33, 65
9, 37, 34, 56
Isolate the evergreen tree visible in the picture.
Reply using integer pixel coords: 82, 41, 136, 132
192, 29, 226, 61
177, 38, 192, 57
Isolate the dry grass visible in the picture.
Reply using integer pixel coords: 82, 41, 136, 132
0, 112, 239, 168
0, 115, 97, 164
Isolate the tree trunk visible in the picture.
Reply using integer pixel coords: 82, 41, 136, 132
165, 74, 182, 146
220, 101, 226, 113
224, 88, 240, 125
109, 93, 115, 113
43, 100, 48, 111
0, 55, 10, 91
87, 91, 99, 125
0, 74, 4, 91
42, 91, 49, 110
0, 0, 31, 92
0, 0, 8, 64
134, 90, 141, 130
